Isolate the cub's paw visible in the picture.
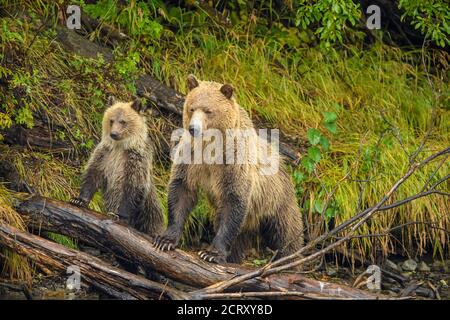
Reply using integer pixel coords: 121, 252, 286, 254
198, 249, 226, 264
69, 197, 88, 208
153, 235, 177, 251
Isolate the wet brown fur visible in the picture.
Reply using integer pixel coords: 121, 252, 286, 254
72, 99, 164, 236
155, 77, 303, 263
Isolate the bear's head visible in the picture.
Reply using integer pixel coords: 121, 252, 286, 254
102, 97, 147, 145
183, 75, 239, 137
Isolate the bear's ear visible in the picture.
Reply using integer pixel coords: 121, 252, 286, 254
187, 74, 199, 91
107, 95, 116, 107
131, 97, 143, 113
220, 84, 233, 99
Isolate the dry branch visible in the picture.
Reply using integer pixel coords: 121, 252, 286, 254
0, 223, 188, 300
14, 196, 384, 299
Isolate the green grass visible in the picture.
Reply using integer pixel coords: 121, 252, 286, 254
0, 5, 449, 280
0, 185, 32, 282
146, 30, 449, 261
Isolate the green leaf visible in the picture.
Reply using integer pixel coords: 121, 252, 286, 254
252, 259, 268, 266
308, 146, 321, 163
324, 122, 337, 134
319, 136, 330, 151
314, 200, 324, 214
307, 128, 322, 145
301, 157, 315, 173
325, 207, 335, 219
323, 111, 337, 123
293, 171, 305, 184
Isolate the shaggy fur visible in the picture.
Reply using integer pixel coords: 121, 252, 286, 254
71, 98, 164, 236
154, 76, 304, 264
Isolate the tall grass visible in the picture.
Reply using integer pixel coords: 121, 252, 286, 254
146, 30, 449, 261
0, 185, 32, 282
0, 4, 448, 281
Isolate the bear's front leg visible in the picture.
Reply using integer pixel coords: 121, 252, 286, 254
198, 185, 248, 264
154, 170, 198, 251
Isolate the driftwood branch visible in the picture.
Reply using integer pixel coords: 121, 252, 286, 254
0, 223, 188, 300
14, 196, 385, 299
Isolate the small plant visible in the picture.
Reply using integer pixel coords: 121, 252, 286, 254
294, 110, 339, 219
15, 106, 34, 129
301, 111, 337, 174
252, 258, 268, 267
1, 19, 24, 43
114, 50, 141, 94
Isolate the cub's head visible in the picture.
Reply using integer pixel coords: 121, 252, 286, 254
183, 75, 238, 136
102, 97, 147, 143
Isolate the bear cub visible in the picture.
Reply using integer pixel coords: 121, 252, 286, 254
71, 97, 164, 237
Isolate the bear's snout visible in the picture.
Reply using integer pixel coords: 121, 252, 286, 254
110, 132, 120, 140
189, 115, 203, 137
189, 125, 201, 137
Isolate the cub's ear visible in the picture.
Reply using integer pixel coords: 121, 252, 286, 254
220, 84, 233, 99
107, 95, 116, 106
131, 97, 143, 113
187, 74, 199, 91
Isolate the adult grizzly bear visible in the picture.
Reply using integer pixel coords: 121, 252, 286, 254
70, 97, 164, 236
154, 75, 303, 263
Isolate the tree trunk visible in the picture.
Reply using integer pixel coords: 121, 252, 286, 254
0, 223, 188, 300
15, 195, 385, 299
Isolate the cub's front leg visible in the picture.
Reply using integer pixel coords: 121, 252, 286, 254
70, 145, 107, 208
154, 165, 197, 251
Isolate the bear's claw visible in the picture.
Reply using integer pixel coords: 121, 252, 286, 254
69, 197, 87, 208
153, 235, 176, 251
198, 250, 225, 264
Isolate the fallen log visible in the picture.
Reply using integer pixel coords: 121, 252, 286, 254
0, 223, 188, 300
15, 195, 386, 299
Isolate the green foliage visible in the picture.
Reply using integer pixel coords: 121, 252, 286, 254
0, 0, 449, 269
1, 19, 24, 44
82, 0, 164, 42
252, 258, 268, 267
294, 0, 362, 48
399, 0, 450, 47
295, 112, 338, 218
302, 112, 337, 173
114, 50, 141, 94
15, 106, 34, 129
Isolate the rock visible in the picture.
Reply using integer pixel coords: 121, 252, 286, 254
432, 260, 449, 272
385, 259, 402, 272
417, 261, 430, 272
402, 259, 417, 272
432, 260, 443, 270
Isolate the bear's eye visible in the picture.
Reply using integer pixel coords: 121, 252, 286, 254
119, 120, 126, 125
189, 108, 194, 113
110, 120, 114, 125
205, 110, 212, 114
